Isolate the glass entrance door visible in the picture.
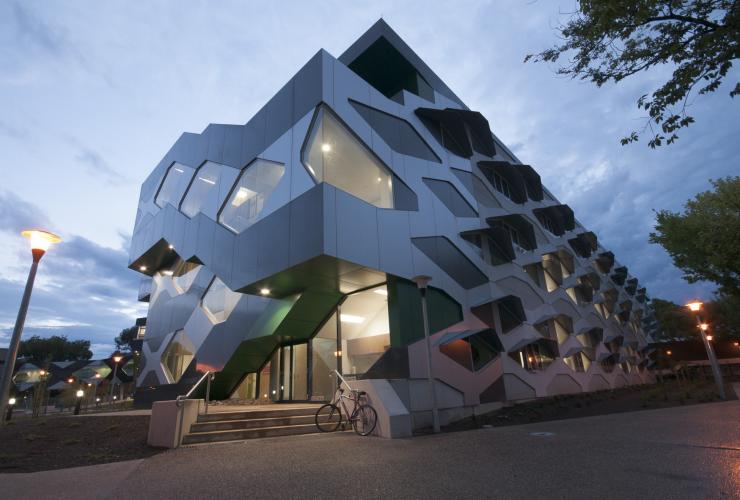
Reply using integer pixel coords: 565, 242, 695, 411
275, 344, 308, 401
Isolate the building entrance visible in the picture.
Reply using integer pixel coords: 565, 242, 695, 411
236, 283, 391, 403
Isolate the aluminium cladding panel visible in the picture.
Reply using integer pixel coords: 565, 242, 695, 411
129, 50, 331, 265
231, 184, 327, 291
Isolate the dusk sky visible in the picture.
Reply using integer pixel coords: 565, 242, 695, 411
1, 1, 738, 357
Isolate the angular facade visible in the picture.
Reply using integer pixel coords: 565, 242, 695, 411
129, 20, 653, 416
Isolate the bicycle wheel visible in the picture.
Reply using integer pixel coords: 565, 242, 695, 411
315, 403, 342, 432
350, 404, 377, 436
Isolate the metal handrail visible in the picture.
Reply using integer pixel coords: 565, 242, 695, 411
175, 371, 214, 447
333, 369, 353, 392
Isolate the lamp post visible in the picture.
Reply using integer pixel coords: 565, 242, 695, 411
0, 230, 60, 425
5, 397, 16, 421
686, 301, 725, 400
109, 354, 123, 404
412, 275, 440, 433
74, 389, 84, 415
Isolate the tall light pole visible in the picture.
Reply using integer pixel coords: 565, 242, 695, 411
109, 354, 123, 404
0, 230, 61, 425
686, 301, 725, 400
412, 275, 440, 433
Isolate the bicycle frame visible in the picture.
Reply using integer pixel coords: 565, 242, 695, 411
331, 370, 361, 422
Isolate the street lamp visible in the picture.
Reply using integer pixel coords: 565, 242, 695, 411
109, 354, 123, 404
5, 397, 16, 421
74, 389, 84, 415
0, 230, 60, 425
685, 301, 725, 400
412, 275, 440, 434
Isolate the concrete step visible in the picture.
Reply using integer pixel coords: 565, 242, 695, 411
190, 414, 318, 433
197, 407, 318, 423
182, 422, 321, 444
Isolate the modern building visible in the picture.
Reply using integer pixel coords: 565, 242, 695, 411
129, 20, 654, 427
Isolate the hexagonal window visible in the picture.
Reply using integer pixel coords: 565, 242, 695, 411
302, 106, 394, 209
169, 260, 201, 294
201, 277, 241, 323
161, 330, 195, 383
155, 163, 195, 209
218, 159, 285, 233
564, 351, 591, 373
180, 161, 230, 218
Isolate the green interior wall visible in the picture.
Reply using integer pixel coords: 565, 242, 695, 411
210, 289, 342, 399
387, 276, 463, 346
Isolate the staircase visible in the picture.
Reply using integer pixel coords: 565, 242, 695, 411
181, 405, 323, 445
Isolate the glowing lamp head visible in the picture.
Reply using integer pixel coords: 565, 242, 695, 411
699, 323, 709, 332
706, 334, 714, 341
75, 390, 84, 398
666, 350, 672, 356
686, 301, 703, 312
8, 397, 16, 405
259, 288, 271, 296
113, 355, 123, 363
321, 143, 331, 153
67, 377, 74, 384
39, 369, 46, 376
22, 229, 61, 255
95, 373, 101, 379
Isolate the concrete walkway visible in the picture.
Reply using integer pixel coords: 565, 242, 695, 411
2, 401, 738, 499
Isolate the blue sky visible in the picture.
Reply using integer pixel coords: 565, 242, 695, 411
1, 1, 737, 357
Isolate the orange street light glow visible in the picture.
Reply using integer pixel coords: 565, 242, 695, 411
686, 301, 703, 312
699, 323, 709, 331
706, 335, 714, 341
666, 350, 672, 355
113, 355, 123, 363
21, 229, 61, 252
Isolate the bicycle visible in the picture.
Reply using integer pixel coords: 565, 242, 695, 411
315, 372, 377, 436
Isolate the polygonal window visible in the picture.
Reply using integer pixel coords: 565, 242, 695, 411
439, 329, 503, 372
161, 330, 195, 383
423, 178, 477, 217
169, 260, 200, 294
181, 161, 230, 218
219, 159, 285, 233
155, 163, 195, 208
451, 168, 501, 208
302, 106, 394, 209
564, 351, 591, 373
508, 339, 558, 372
201, 277, 241, 324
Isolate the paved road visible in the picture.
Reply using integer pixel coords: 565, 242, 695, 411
3, 401, 739, 499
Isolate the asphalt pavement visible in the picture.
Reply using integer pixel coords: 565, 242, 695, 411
2, 400, 738, 499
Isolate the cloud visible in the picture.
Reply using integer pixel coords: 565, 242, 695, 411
75, 146, 129, 185
0, 193, 145, 357
0, 190, 50, 234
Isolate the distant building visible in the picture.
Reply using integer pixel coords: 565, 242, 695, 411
128, 20, 654, 425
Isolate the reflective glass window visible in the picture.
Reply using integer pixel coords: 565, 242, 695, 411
219, 159, 285, 233
339, 285, 390, 377
302, 107, 394, 209
201, 277, 241, 324
155, 163, 195, 208
311, 313, 338, 401
181, 162, 230, 218
161, 330, 195, 383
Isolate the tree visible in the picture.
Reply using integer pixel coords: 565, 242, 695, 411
705, 293, 740, 339
651, 298, 696, 339
18, 335, 93, 365
114, 326, 138, 353
525, 0, 739, 147
650, 177, 740, 297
